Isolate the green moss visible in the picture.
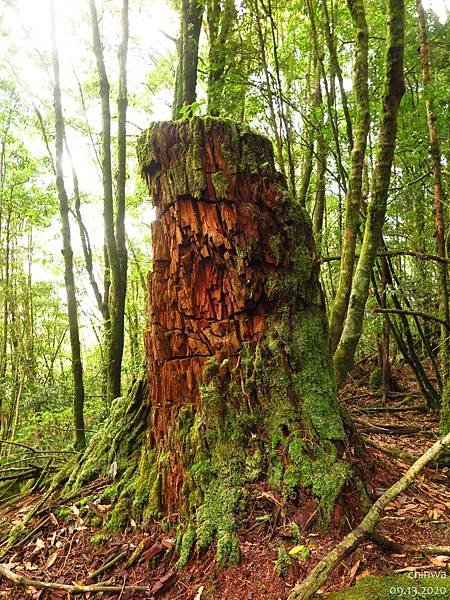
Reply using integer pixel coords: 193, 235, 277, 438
211, 171, 228, 198
175, 523, 196, 569
72, 118, 356, 571
289, 522, 301, 541
325, 575, 450, 599
56, 507, 71, 519
440, 378, 450, 436
90, 534, 108, 547
106, 496, 130, 531
286, 438, 350, 520
101, 482, 120, 503
90, 516, 102, 527
369, 367, 383, 390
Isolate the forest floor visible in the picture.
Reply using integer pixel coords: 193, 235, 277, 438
0, 361, 449, 599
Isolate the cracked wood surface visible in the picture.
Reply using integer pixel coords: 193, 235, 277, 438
139, 119, 301, 507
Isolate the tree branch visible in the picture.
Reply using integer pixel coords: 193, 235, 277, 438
287, 430, 450, 599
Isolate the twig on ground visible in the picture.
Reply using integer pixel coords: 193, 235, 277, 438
8, 515, 50, 551
0, 563, 152, 594
352, 405, 428, 414
354, 417, 423, 435
88, 550, 128, 579
370, 532, 450, 556
361, 434, 419, 462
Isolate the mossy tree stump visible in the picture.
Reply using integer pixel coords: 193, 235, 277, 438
135, 118, 354, 564
66, 118, 357, 568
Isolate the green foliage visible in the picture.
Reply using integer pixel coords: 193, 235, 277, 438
90, 534, 109, 547
273, 546, 293, 575
369, 367, 383, 390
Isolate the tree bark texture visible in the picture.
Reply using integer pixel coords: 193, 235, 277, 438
134, 118, 351, 565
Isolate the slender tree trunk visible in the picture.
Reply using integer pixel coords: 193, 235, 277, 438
307, 0, 348, 196
90, 0, 128, 404
112, 0, 129, 397
312, 60, 327, 254
50, 0, 86, 450
334, 0, 405, 385
298, 57, 315, 207
206, 0, 235, 116
253, 0, 286, 180
172, 0, 204, 119
328, 0, 369, 355
416, 0, 449, 381
322, 0, 353, 152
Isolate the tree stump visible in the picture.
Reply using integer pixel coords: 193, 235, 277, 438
65, 118, 355, 568
134, 118, 352, 565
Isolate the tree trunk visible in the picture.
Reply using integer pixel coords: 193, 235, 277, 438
416, 0, 449, 381
206, 0, 235, 117
172, 0, 204, 119
70, 118, 357, 569
334, 0, 405, 385
50, 0, 86, 451
89, 0, 128, 405
138, 118, 351, 561
328, 0, 369, 355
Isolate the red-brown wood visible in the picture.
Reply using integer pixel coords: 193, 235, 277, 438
140, 120, 295, 506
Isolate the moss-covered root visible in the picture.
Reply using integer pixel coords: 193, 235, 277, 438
61, 375, 150, 505
325, 575, 450, 599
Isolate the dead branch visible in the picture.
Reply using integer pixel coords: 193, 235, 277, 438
88, 550, 128, 579
0, 563, 151, 594
352, 404, 428, 414
321, 250, 449, 265
8, 516, 50, 551
360, 435, 419, 462
370, 532, 450, 556
372, 308, 450, 330
287, 430, 450, 600
353, 417, 423, 435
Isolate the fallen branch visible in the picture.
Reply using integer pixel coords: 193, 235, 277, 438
370, 532, 450, 556
8, 516, 50, 551
321, 250, 449, 265
0, 440, 37, 453
352, 404, 427, 414
287, 430, 450, 600
354, 417, 423, 435
360, 435, 419, 462
0, 563, 151, 594
88, 550, 128, 579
